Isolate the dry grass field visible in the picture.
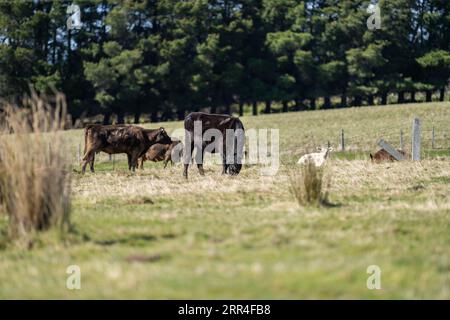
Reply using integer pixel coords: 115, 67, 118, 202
0, 102, 449, 299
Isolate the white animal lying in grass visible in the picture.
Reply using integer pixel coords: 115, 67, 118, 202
297, 147, 333, 167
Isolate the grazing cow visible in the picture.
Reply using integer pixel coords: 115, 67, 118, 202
370, 149, 407, 163
183, 112, 245, 178
297, 147, 333, 167
81, 124, 170, 173
138, 140, 183, 169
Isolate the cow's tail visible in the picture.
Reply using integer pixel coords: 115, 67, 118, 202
83, 126, 90, 155
83, 125, 94, 161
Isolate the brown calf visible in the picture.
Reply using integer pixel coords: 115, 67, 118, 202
138, 140, 183, 169
81, 124, 170, 173
370, 149, 407, 163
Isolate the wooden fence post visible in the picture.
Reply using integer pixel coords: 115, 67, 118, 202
341, 129, 345, 151
412, 118, 421, 161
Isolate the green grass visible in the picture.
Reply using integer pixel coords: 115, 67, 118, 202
0, 101, 449, 299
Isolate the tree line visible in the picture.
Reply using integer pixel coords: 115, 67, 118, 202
0, 0, 449, 124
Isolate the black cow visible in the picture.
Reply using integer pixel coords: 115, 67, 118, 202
183, 112, 245, 178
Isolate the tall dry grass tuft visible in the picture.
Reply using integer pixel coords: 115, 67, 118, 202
0, 91, 71, 240
288, 162, 329, 207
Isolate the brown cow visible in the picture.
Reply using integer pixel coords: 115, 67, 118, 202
183, 112, 245, 178
370, 149, 407, 163
138, 140, 183, 169
81, 124, 170, 173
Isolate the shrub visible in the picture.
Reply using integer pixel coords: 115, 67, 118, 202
0, 91, 71, 240
288, 161, 329, 206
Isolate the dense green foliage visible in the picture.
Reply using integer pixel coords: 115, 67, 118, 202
0, 0, 449, 123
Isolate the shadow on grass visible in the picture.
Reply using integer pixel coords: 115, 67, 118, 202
321, 199, 342, 208
125, 253, 164, 263
94, 234, 157, 246
65, 224, 159, 247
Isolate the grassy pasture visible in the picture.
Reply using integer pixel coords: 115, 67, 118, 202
0, 102, 449, 299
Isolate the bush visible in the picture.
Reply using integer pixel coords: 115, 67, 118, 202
288, 162, 329, 206
0, 91, 71, 240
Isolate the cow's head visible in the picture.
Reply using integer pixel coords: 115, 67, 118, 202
226, 148, 243, 175
226, 120, 245, 175
227, 162, 242, 175
155, 127, 171, 144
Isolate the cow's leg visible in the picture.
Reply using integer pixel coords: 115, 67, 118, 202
81, 158, 88, 174
196, 147, 205, 176
131, 157, 137, 172
163, 153, 171, 169
81, 150, 95, 174
183, 140, 194, 179
222, 151, 230, 175
130, 151, 141, 172
139, 157, 144, 170
127, 154, 132, 170
183, 163, 189, 179
222, 153, 227, 174
197, 164, 205, 176
89, 153, 95, 173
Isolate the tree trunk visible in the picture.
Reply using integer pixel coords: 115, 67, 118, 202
134, 111, 141, 124
67, 30, 71, 74
150, 111, 158, 123
323, 97, 331, 109
300, 99, 309, 111
381, 92, 387, 105
117, 111, 125, 124
211, 105, 217, 114
310, 98, 316, 110
439, 88, 445, 102
161, 111, 173, 121
353, 96, 362, 107
264, 100, 271, 114
52, 26, 57, 65
71, 115, 78, 128
282, 101, 288, 112
410, 91, 416, 102
239, 101, 244, 116
103, 112, 111, 125
398, 91, 405, 104
252, 101, 258, 116
294, 99, 302, 111
340, 94, 347, 108
425, 90, 432, 102
225, 103, 231, 115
